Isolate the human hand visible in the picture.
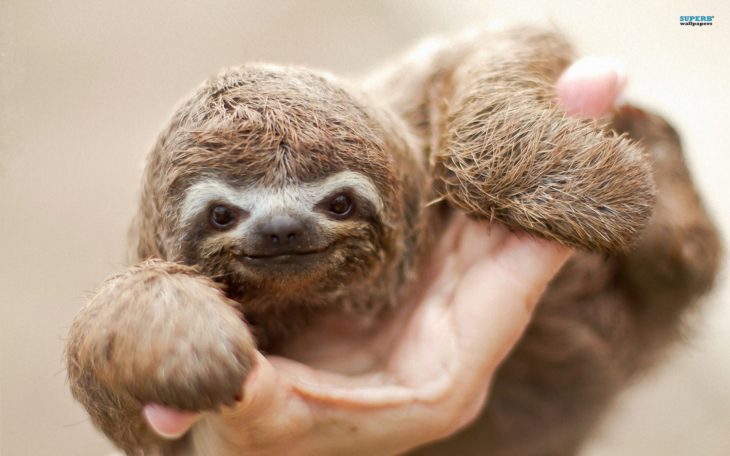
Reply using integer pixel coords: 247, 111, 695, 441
142, 56, 626, 455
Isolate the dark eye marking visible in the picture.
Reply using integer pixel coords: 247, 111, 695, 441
319, 191, 355, 220
209, 204, 239, 230
329, 194, 353, 216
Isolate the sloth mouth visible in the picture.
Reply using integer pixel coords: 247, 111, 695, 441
239, 245, 332, 268
242, 246, 330, 259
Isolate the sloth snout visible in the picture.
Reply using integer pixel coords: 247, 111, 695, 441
250, 214, 316, 257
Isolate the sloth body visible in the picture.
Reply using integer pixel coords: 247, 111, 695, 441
67, 27, 720, 455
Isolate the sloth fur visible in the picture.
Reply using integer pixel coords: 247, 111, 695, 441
66, 26, 721, 455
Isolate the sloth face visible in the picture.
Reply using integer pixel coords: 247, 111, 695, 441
137, 65, 425, 303
177, 170, 392, 294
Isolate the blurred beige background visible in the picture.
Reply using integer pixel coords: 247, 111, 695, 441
1, 1, 728, 455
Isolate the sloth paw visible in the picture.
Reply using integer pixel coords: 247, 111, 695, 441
78, 260, 255, 412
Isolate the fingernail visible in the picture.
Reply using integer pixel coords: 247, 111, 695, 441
142, 403, 199, 439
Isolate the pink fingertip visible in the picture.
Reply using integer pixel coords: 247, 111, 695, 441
555, 57, 627, 118
142, 403, 200, 439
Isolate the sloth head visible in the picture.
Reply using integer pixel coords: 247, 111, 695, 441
133, 65, 426, 301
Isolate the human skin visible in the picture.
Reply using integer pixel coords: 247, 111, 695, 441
140, 57, 624, 456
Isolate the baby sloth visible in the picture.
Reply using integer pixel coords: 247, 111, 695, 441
67, 27, 720, 455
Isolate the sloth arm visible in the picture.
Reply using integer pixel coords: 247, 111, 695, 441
365, 25, 719, 322
363, 26, 655, 253
66, 259, 254, 455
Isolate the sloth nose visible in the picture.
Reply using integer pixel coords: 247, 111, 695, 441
265, 215, 304, 244
255, 214, 309, 254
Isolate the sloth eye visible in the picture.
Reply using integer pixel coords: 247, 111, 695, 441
209, 205, 237, 230
327, 193, 354, 219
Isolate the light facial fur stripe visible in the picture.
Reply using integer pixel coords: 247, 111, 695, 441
180, 171, 383, 223
180, 180, 241, 225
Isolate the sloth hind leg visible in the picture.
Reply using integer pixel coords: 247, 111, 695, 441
611, 106, 721, 341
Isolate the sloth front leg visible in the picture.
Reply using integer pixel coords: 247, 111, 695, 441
66, 260, 254, 455
432, 28, 655, 252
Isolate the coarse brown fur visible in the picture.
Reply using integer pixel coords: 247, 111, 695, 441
66, 26, 721, 455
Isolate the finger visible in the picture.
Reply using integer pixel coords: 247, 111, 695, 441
142, 403, 200, 439
199, 351, 422, 455
555, 56, 627, 118
198, 352, 327, 453
219, 352, 288, 420
450, 228, 572, 373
